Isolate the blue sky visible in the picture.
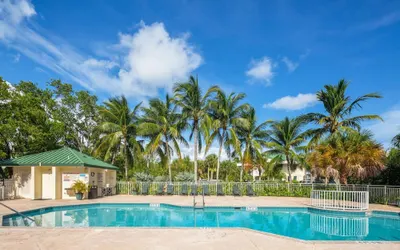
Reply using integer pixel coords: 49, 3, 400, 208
1, 0, 399, 151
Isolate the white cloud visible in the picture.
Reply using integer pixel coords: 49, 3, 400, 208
0, 1, 202, 98
264, 93, 318, 111
355, 11, 400, 32
0, 0, 35, 39
0, 0, 35, 25
367, 108, 400, 148
13, 53, 20, 63
281, 56, 298, 73
246, 57, 275, 85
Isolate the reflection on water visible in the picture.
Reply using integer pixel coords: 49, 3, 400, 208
310, 213, 368, 237
3, 205, 400, 241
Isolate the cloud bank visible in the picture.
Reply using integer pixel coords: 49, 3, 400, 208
264, 93, 318, 110
0, 1, 202, 98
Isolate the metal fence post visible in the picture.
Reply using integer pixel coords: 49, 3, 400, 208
384, 186, 387, 204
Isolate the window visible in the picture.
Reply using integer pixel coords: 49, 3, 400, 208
293, 176, 297, 181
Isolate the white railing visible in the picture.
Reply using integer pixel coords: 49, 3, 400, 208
116, 181, 400, 204
310, 213, 368, 236
310, 190, 369, 210
0, 180, 15, 200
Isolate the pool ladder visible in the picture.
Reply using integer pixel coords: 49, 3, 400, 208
193, 187, 205, 209
0, 201, 37, 226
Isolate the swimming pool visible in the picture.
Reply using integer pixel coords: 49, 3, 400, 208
2, 203, 400, 241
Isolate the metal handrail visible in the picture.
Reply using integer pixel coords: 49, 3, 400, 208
0, 202, 36, 225
193, 186, 205, 209
202, 187, 205, 208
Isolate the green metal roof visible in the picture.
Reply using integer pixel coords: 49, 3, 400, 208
0, 147, 118, 170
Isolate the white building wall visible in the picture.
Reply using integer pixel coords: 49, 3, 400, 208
251, 163, 309, 182
13, 167, 32, 198
11, 166, 116, 200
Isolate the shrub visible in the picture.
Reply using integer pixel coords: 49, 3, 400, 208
175, 172, 194, 182
134, 172, 154, 182
154, 176, 168, 182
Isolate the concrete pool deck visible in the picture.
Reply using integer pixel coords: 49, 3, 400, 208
1, 195, 400, 250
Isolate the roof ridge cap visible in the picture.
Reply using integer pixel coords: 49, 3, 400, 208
66, 147, 84, 164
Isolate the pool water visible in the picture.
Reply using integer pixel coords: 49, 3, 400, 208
3, 203, 400, 241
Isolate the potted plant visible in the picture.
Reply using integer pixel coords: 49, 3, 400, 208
71, 180, 88, 200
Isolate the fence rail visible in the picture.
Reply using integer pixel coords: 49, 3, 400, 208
116, 181, 400, 205
310, 213, 369, 236
310, 190, 369, 210
0, 180, 15, 200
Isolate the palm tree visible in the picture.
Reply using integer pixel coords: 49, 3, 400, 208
307, 130, 385, 184
253, 152, 284, 181
139, 94, 188, 182
301, 79, 382, 142
204, 154, 218, 180
392, 133, 400, 148
173, 75, 218, 183
94, 96, 141, 179
205, 89, 249, 181
234, 107, 269, 181
266, 117, 310, 182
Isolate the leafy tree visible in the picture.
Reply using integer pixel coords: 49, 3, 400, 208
234, 107, 269, 181
307, 130, 385, 184
173, 75, 218, 183
49, 80, 99, 153
204, 154, 218, 180
392, 133, 400, 149
171, 156, 193, 175
95, 96, 142, 179
6, 81, 62, 155
266, 117, 310, 182
219, 160, 240, 181
373, 148, 400, 185
205, 89, 249, 181
0, 78, 13, 159
257, 154, 285, 181
139, 94, 188, 182
302, 79, 382, 143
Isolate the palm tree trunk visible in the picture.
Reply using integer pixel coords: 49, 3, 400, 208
240, 161, 243, 182
285, 155, 292, 182
339, 172, 348, 184
166, 138, 172, 183
193, 125, 198, 184
124, 138, 129, 180
216, 135, 223, 182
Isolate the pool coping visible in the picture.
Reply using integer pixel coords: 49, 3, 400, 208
1, 227, 399, 245
1, 202, 400, 243
1, 202, 368, 220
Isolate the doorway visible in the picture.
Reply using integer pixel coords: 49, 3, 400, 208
42, 170, 54, 199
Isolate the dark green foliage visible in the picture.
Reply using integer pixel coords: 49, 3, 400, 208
371, 148, 400, 185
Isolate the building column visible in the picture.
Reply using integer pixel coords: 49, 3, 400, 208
30, 166, 36, 199
52, 167, 57, 199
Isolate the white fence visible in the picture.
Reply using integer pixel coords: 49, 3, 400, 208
0, 180, 15, 200
310, 190, 369, 210
116, 181, 400, 205
310, 213, 368, 236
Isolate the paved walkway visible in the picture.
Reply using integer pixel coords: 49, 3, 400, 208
1, 196, 399, 250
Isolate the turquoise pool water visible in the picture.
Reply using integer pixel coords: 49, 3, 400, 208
2, 203, 400, 241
